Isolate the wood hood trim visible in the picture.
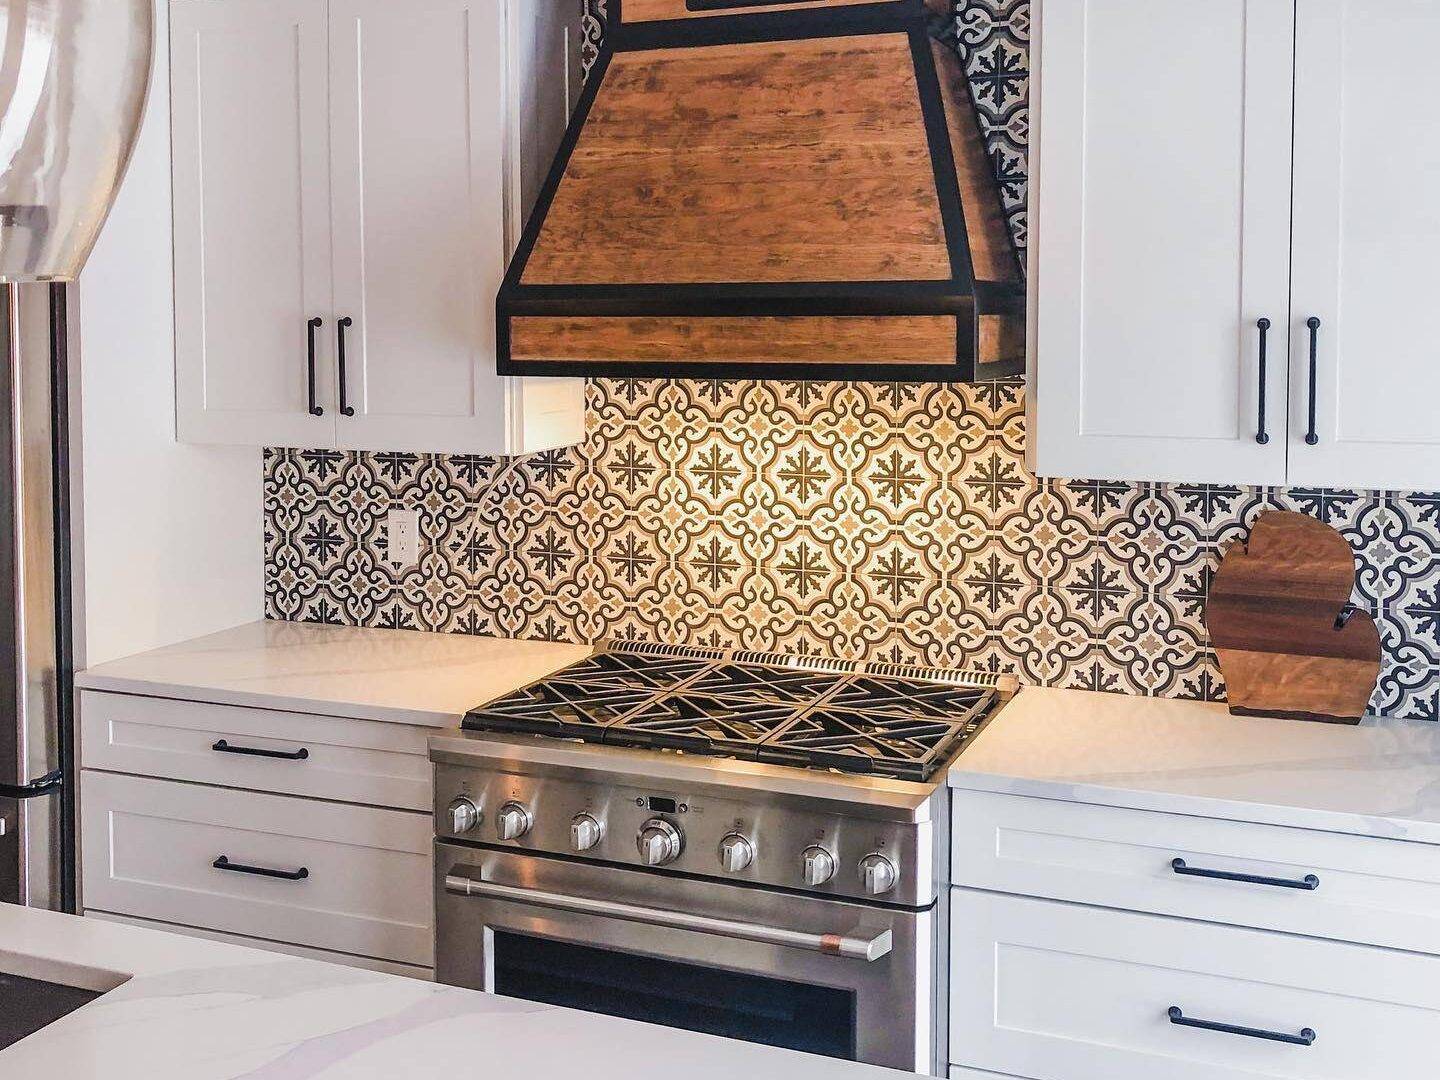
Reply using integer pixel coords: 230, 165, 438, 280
496, 0, 1024, 381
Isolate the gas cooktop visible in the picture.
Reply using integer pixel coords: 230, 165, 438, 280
463, 644, 1010, 782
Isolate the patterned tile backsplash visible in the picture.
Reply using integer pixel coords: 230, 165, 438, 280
262, 2, 1440, 719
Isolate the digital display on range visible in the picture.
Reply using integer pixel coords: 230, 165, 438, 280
646, 796, 678, 814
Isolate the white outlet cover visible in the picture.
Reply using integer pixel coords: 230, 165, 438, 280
387, 509, 421, 569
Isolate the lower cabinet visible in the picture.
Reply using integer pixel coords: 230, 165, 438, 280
949, 888, 1440, 1080
80, 770, 433, 968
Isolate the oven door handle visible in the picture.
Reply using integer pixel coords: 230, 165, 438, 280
444, 871, 893, 962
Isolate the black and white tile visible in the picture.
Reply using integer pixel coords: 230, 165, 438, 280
262, 376, 1440, 719
262, 3, 1440, 720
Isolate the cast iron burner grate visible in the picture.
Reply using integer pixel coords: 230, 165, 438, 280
755, 707, 972, 781
605, 692, 801, 754
683, 663, 850, 703
464, 646, 1003, 782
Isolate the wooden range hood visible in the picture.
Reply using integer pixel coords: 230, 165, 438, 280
497, 0, 1024, 382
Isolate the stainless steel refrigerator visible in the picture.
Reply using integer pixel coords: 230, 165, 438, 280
0, 281, 72, 910
0, 0, 154, 910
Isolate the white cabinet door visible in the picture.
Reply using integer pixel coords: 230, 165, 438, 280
1028, 0, 1295, 485
1288, 1, 1440, 490
81, 771, 433, 966
172, 0, 336, 448
78, 691, 433, 812
950, 788, 1440, 956
950, 889, 1440, 1080
328, 0, 517, 454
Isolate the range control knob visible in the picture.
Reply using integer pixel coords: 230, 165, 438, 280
717, 833, 754, 873
495, 801, 533, 841
570, 813, 603, 852
448, 796, 481, 835
859, 853, 898, 896
637, 818, 683, 866
801, 845, 837, 887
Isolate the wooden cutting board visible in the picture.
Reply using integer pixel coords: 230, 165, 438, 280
1206, 511, 1380, 724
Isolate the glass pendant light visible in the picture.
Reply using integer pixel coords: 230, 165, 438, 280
0, 0, 153, 282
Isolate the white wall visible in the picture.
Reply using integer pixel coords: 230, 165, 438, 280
71, 0, 261, 668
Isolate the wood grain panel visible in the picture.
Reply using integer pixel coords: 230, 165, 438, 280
1207, 511, 1381, 724
522, 34, 951, 284
977, 312, 1023, 365
622, 0, 883, 23
510, 315, 958, 364
1216, 653, 1381, 724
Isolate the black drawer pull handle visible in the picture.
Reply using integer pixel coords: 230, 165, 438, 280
1169, 1007, 1316, 1047
212, 739, 309, 761
1255, 317, 1271, 445
1305, 316, 1321, 445
337, 316, 355, 417
0, 769, 63, 800
306, 317, 324, 417
1171, 857, 1318, 891
213, 855, 309, 881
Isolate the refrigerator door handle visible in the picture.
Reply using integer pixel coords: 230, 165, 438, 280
0, 769, 63, 800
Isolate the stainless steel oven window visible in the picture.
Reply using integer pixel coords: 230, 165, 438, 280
492, 930, 859, 1059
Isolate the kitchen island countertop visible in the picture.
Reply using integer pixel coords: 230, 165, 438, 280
0, 904, 905, 1079
952, 686, 1440, 843
75, 619, 593, 727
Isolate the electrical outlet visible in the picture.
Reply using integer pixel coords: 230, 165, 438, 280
387, 509, 421, 569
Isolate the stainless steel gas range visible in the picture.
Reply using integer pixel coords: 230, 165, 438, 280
430, 643, 1014, 1074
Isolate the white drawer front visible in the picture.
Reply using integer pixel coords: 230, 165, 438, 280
80, 691, 432, 810
950, 888, 1440, 1080
85, 910, 432, 980
951, 788, 1440, 954
81, 771, 433, 966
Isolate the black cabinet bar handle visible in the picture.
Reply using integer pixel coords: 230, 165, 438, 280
1255, 317, 1271, 445
1305, 316, 1321, 445
306, 317, 324, 417
337, 316, 355, 417
213, 855, 309, 881
1169, 1007, 1316, 1047
212, 739, 309, 761
0, 769, 63, 800
1172, 857, 1318, 890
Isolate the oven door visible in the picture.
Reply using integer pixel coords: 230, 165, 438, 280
434, 843, 942, 1073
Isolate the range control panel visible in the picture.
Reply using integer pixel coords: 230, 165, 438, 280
433, 761, 937, 908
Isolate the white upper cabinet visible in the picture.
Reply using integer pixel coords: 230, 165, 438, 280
173, 0, 584, 455
1030, 0, 1440, 491
1028, 0, 1296, 486
172, 0, 335, 449
1287, 0, 1440, 491
328, 0, 507, 453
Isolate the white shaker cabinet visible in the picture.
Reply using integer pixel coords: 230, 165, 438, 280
1286, 0, 1440, 490
1029, 0, 1440, 490
1027, 0, 1296, 486
172, 0, 584, 455
170, 0, 335, 449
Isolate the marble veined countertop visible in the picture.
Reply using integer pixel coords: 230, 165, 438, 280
0, 904, 903, 1080
76, 620, 593, 727
951, 686, 1440, 843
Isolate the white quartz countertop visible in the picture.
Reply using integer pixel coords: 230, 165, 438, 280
951, 687, 1440, 843
75, 620, 593, 727
0, 904, 903, 1080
